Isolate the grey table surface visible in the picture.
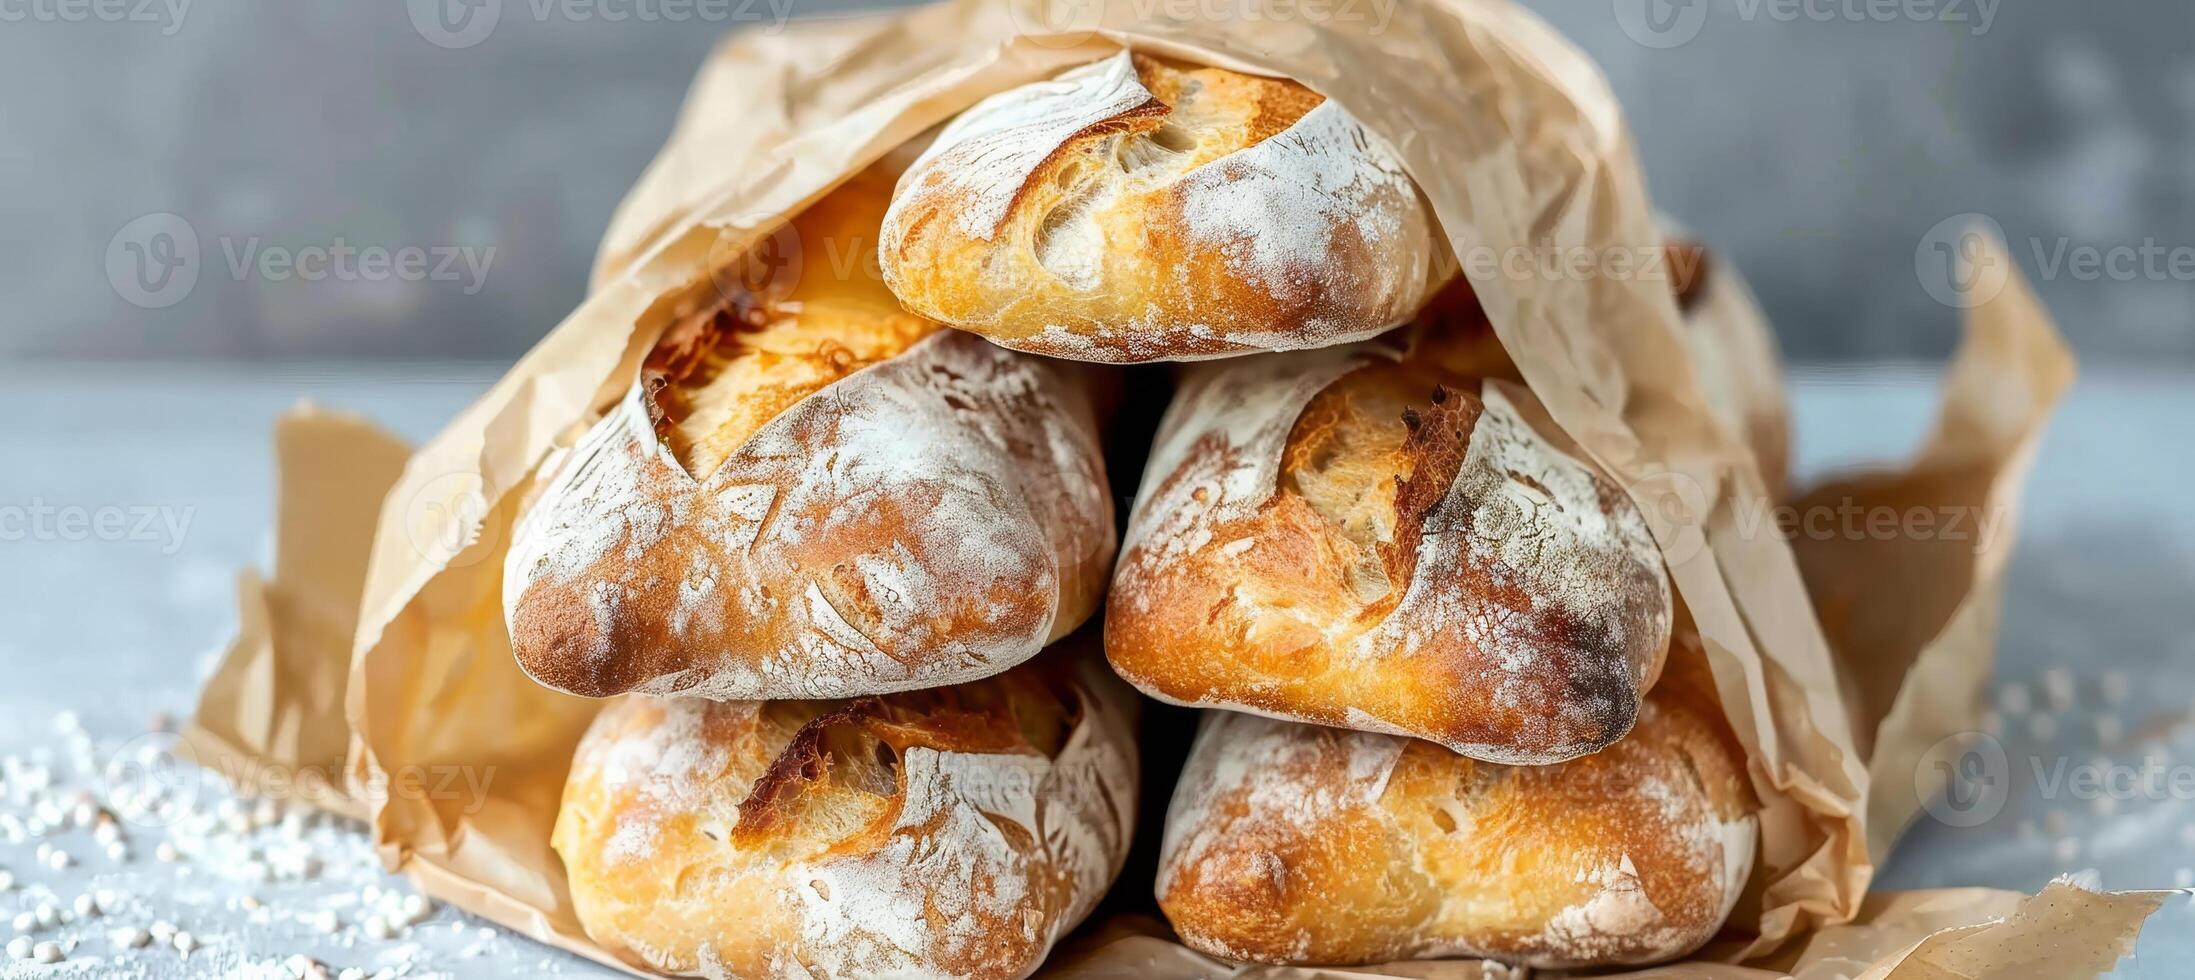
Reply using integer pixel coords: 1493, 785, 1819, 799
0, 361, 2190, 977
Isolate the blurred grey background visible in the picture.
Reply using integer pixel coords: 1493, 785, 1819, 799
5, 7, 2195, 972
3, 0, 2191, 364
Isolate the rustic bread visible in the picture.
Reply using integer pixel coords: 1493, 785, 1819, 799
1154, 642, 1756, 969
504, 163, 1116, 699
879, 50, 1443, 363
555, 649, 1138, 980
1105, 340, 1671, 764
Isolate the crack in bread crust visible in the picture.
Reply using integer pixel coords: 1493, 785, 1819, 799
504, 166, 1116, 701
1154, 639, 1755, 969
880, 51, 1443, 363
1107, 341, 1671, 764
556, 652, 1139, 980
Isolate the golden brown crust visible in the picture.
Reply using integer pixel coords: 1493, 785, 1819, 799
645, 167, 943, 479
1106, 343, 1671, 764
504, 165, 1117, 700
880, 51, 1443, 363
1154, 644, 1757, 969
555, 650, 1139, 980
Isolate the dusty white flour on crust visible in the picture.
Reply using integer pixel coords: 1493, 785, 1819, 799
1158, 709, 1758, 970
1120, 345, 1374, 562
893, 51, 1155, 243
1524, 809, 1754, 966
785, 748, 1032, 975
1711, 812, 1757, 936
1536, 854, 1672, 955
578, 699, 746, 867
882, 51, 1436, 363
1177, 99, 1417, 295
1116, 345, 1669, 761
570, 662, 1137, 980
1514, 707, 1756, 967
1155, 711, 1402, 903
505, 329, 1111, 699
781, 734, 1131, 980
1348, 384, 1671, 764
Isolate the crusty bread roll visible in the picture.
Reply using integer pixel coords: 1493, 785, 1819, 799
879, 50, 1444, 363
1154, 640, 1756, 969
555, 649, 1139, 980
1105, 341, 1672, 764
505, 163, 1116, 699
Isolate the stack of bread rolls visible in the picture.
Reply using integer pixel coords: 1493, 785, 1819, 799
510, 162, 1139, 980
505, 48, 1780, 978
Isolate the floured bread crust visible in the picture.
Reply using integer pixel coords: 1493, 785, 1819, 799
1154, 643, 1755, 969
879, 51, 1443, 363
504, 165, 1116, 700
1105, 340, 1671, 764
556, 651, 1139, 980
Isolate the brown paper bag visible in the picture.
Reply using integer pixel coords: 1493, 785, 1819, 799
187, 0, 2166, 976
184, 404, 410, 822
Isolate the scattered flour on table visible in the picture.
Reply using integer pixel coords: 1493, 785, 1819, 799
0, 711, 546, 978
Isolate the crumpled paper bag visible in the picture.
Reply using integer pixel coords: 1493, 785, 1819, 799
187, 0, 2165, 976
184, 404, 408, 823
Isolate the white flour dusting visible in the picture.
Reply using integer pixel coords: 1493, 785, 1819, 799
881, 50, 1439, 362
505, 329, 1112, 700
1176, 99, 1415, 295
1155, 711, 1402, 902
1347, 383, 1672, 763
1535, 854, 1677, 955
568, 661, 1137, 980
895, 52, 1156, 243
0, 712, 509, 979
1159, 707, 1756, 970
1115, 343, 1670, 762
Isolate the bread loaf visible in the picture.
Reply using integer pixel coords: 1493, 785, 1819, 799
1105, 341, 1671, 764
879, 51, 1443, 363
1154, 642, 1755, 969
505, 164, 1116, 699
555, 648, 1139, 980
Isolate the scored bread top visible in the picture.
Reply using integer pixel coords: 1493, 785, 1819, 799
503, 163, 1116, 701
879, 51, 1442, 362
649, 167, 940, 479
555, 651, 1139, 980
1106, 339, 1672, 764
1154, 639, 1755, 969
